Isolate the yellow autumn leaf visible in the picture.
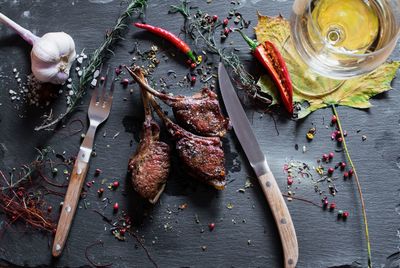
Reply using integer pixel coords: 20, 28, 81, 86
254, 13, 400, 118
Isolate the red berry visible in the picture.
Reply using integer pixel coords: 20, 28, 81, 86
113, 202, 119, 212
191, 76, 196, 84
348, 169, 354, 176
190, 63, 196, 69
328, 152, 334, 159
331, 115, 337, 124
343, 211, 349, 218
212, 15, 218, 21
208, 222, 215, 231
328, 168, 334, 174
287, 177, 293, 185
223, 18, 229, 26
340, 162, 346, 169
343, 172, 349, 178
121, 78, 129, 87
113, 181, 120, 188
223, 28, 230, 36
98, 188, 104, 196
329, 203, 336, 210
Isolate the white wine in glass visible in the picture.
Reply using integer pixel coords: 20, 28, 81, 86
291, 0, 400, 79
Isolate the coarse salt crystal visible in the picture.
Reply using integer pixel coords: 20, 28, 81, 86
78, 70, 83, 77
66, 84, 72, 89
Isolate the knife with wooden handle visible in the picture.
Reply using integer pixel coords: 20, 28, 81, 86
218, 63, 298, 268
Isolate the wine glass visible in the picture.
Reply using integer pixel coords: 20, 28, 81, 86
290, 0, 400, 80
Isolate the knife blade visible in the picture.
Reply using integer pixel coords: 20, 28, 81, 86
218, 62, 298, 268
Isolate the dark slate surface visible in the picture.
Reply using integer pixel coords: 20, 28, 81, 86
0, 0, 399, 267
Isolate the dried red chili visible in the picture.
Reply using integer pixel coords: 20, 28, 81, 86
134, 23, 197, 63
237, 30, 293, 114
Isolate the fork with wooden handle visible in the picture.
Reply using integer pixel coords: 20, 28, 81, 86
52, 68, 115, 257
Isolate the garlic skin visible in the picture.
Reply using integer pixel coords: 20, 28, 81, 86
31, 32, 76, 85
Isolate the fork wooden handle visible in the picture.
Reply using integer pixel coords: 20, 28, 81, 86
52, 159, 89, 257
258, 171, 298, 268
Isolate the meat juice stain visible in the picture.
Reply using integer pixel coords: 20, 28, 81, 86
122, 115, 143, 142
223, 138, 241, 173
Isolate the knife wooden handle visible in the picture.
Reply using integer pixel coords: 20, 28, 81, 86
52, 159, 89, 257
258, 171, 298, 268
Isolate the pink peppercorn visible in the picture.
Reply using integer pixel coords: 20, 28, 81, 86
329, 203, 336, 210
113, 181, 120, 189
340, 162, 346, 170
331, 115, 337, 124
208, 222, 215, 231
113, 202, 119, 212
348, 169, 354, 176
328, 152, 334, 159
121, 78, 129, 87
343, 211, 349, 218
287, 177, 293, 185
223, 18, 229, 26
328, 167, 334, 175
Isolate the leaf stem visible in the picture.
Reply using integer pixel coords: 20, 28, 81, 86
331, 104, 371, 268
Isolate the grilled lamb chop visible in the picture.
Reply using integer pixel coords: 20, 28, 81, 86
126, 66, 230, 138
148, 93, 226, 190
128, 69, 171, 204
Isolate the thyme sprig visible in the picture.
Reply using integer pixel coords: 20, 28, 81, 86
332, 104, 371, 268
171, 1, 271, 104
35, 0, 148, 131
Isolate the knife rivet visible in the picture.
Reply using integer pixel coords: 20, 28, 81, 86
266, 181, 271, 187
280, 218, 287, 224
65, 205, 71, 213
288, 258, 294, 265
55, 244, 61, 251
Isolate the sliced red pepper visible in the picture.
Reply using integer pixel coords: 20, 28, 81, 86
134, 22, 197, 63
237, 30, 293, 114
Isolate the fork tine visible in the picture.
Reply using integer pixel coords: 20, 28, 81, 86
101, 65, 110, 102
107, 74, 115, 101
89, 64, 104, 106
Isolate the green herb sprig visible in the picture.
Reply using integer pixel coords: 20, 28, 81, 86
170, 1, 271, 104
35, 0, 148, 131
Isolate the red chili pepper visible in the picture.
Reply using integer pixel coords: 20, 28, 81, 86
237, 30, 293, 114
134, 22, 197, 63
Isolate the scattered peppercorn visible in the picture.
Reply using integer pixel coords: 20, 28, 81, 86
322, 154, 328, 161
343, 211, 349, 219
337, 137, 343, 143
120, 228, 126, 236
343, 172, 349, 179
306, 132, 314, 140
121, 78, 129, 87
348, 169, 354, 177
223, 28, 230, 36
323, 199, 329, 207
191, 76, 196, 84
98, 188, 104, 196
328, 167, 334, 175
190, 63, 196, 69
113, 181, 120, 189
340, 162, 346, 170
94, 168, 102, 176
223, 18, 229, 26
287, 177, 293, 185
47, 206, 53, 213
208, 222, 215, 231
115, 67, 122, 76
329, 203, 336, 210
328, 152, 334, 159
113, 202, 119, 212
331, 115, 337, 124
212, 15, 218, 22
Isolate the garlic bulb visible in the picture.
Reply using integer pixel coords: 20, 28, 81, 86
0, 12, 76, 85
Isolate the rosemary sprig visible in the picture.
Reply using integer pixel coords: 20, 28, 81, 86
35, 0, 148, 131
332, 104, 371, 268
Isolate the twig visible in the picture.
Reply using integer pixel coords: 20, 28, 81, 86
35, 0, 148, 131
85, 240, 113, 268
331, 104, 371, 268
